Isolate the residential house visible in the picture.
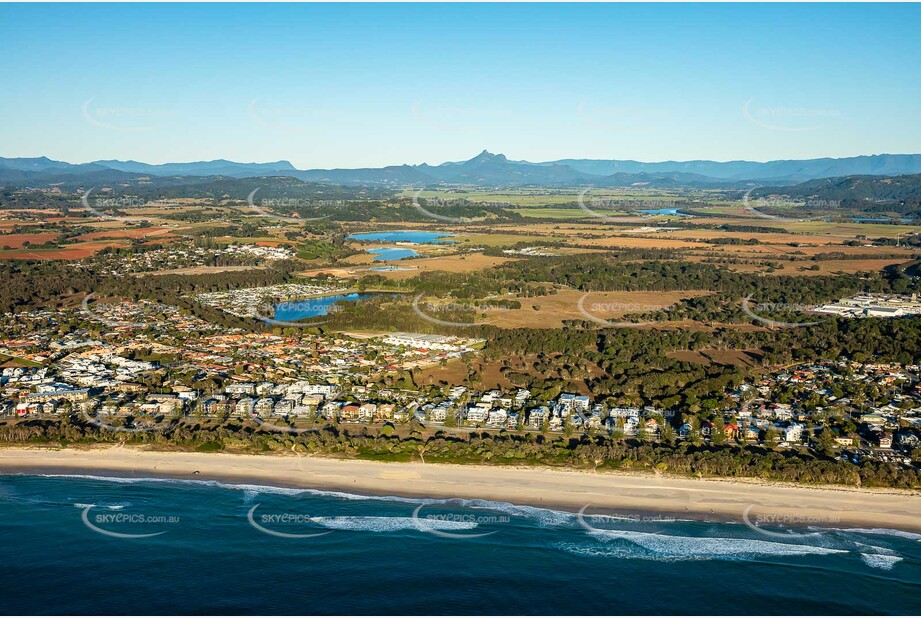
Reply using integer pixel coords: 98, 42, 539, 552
274, 398, 296, 416
834, 434, 854, 447
254, 397, 275, 417
780, 423, 804, 443
358, 403, 377, 422
448, 386, 467, 399
724, 422, 740, 441
226, 382, 256, 396
876, 432, 894, 449
235, 398, 255, 416
466, 404, 489, 424
486, 409, 509, 428
528, 406, 549, 429
339, 404, 361, 421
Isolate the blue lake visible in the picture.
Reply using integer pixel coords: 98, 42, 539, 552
638, 208, 688, 217
853, 217, 914, 224
368, 247, 418, 261
272, 293, 380, 321
348, 230, 454, 244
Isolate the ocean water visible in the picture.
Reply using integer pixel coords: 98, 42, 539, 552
1, 474, 920, 615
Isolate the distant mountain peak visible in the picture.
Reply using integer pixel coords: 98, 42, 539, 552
467, 150, 507, 164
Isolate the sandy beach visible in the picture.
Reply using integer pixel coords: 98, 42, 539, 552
1, 445, 920, 532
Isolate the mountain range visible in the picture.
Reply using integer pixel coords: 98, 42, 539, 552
3, 151, 921, 189
752, 173, 921, 215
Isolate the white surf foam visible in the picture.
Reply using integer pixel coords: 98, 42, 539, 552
852, 541, 898, 555
36, 474, 921, 549
821, 527, 921, 542
860, 553, 903, 570
588, 529, 848, 559
38, 473, 573, 524
454, 499, 573, 527
310, 516, 478, 532
72, 502, 130, 510
555, 541, 704, 562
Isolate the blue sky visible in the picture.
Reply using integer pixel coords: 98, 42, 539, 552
2, 3, 920, 168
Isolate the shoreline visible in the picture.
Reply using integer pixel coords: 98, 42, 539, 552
2, 445, 921, 533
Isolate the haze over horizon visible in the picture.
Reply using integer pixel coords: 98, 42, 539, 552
9, 148, 921, 171
2, 3, 920, 168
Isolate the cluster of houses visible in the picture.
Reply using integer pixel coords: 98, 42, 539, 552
75, 242, 296, 276
81, 300, 219, 335
418, 388, 670, 434
0, 301, 477, 381
715, 360, 921, 463
203, 381, 348, 420
0, 303, 484, 423
221, 244, 294, 261
194, 283, 350, 318
381, 333, 480, 353
2, 357, 921, 469
1, 302, 920, 468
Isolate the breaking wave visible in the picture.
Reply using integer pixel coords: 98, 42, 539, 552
584, 529, 848, 559
310, 516, 478, 532
21, 472, 917, 570
859, 553, 903, 570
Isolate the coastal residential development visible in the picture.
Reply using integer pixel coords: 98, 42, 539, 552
2, 300, 918, 468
